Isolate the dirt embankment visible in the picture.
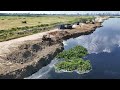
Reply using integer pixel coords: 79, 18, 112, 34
0, 39, 63, 79
48, 22, 102, 40
0, 16, 109, 79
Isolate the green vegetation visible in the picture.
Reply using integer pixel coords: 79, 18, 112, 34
55, 58, 92, 72
0, 16, 94, 42
110, 16, 120, 18
56, 45, 88, 59
55, 45, 92, 73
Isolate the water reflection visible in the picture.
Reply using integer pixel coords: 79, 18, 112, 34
64, 18, 120, 54
27, 18, 120, 79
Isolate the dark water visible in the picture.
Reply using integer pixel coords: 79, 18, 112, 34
26, 18, 120, 79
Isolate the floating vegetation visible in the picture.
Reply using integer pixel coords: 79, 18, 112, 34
56, 45, 88, 59
55, 45, 92, 73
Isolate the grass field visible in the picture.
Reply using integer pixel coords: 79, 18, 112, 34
0, 15, 94, 42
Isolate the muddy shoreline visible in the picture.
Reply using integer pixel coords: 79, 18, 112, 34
0, 16, 109, 79
63, 24, 102, 40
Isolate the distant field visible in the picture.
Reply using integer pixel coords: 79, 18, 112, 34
0, 15, 94, 42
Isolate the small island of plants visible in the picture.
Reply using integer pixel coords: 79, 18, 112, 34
55, 45, 92, 73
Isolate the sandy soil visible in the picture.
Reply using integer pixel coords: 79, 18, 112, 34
0, 29, 60, 57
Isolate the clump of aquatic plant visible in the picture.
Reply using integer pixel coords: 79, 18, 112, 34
55, 58, 92, 72
55, 45, 92, 73
56, 45, 88, 59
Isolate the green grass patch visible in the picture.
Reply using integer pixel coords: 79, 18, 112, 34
0, 16, 95, 42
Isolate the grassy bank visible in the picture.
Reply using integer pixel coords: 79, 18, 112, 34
0, 15, 94, 42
